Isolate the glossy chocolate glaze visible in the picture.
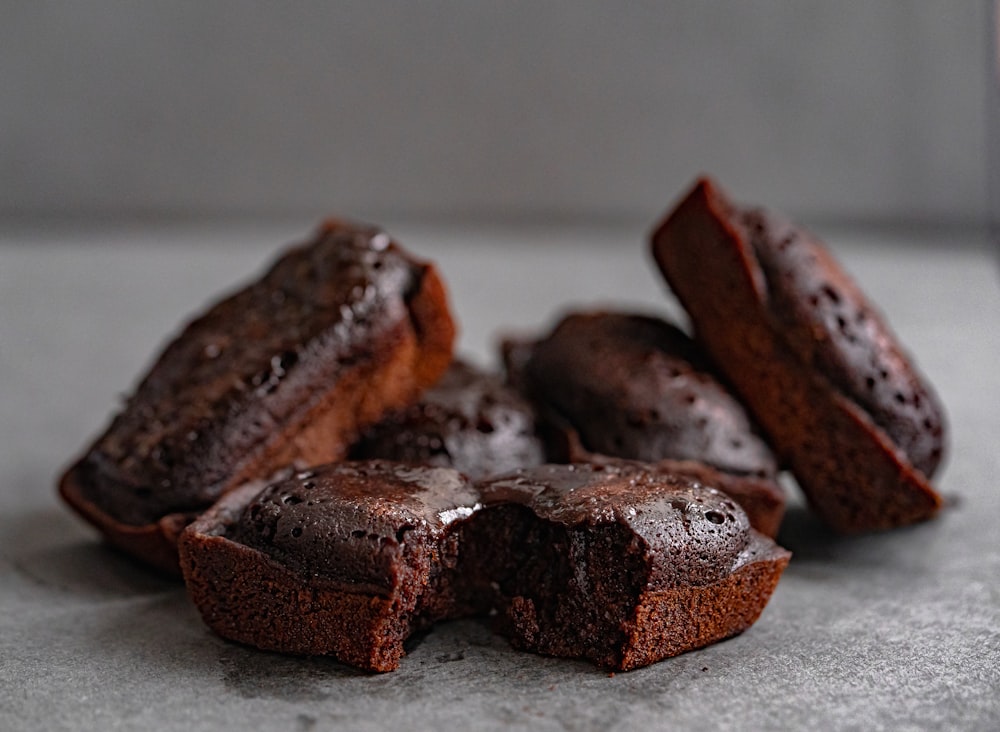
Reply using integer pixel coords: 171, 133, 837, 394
229, 461, 481, 595
739, 209, 946, 477
478, 462, 762, 589
79, 221, 425, 525
510, 312, 776, 477
351, 361, 546, 479
184, 458, 789, 671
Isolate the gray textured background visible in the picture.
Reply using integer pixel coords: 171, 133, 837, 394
0, 1, 989, 224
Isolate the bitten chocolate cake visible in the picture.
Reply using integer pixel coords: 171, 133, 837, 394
650, 177, 946, 532
350, 361, 546, 480
503, 311, 785, 536
468, 463, 790, 671
181, 460, 789, 673
60, 220, 456, 573
179, 462, 482, 672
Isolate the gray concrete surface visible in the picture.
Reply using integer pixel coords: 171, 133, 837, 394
1, 223, 998, 730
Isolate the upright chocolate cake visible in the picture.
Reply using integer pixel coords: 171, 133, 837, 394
650, 177, 946, 531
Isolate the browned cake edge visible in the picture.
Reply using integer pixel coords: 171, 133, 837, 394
178, 484, 410, 673
59, 260, 456, 574
650, 178, 942, 532
618, 547, 790, 671
500, 525, 790, 672
59, 467, 190, 575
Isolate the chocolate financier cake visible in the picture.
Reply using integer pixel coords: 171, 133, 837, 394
351, 360, 546, 480
179, 462, 482, 673
651, 177, 945, 532
503, 312, 785, 536
466, 463, 790, 671
181, 460, 789, 673
60, 220, 455, 573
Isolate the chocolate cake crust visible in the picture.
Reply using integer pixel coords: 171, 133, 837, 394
741, 209, 946, 477
229, 462, 481, 594
506, 311, 776, 476
351, 361, 546, 480
179, 462, 481, 672
479, 463, 763, 588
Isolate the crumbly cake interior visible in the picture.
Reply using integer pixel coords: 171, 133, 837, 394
457, 504, 650, 668
455, 463, 781, 669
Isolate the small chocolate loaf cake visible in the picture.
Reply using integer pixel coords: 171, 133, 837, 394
503, 311, 785, 536
60, 220, 456, 573
181, 460, 789, 673
650, 177, 945, 532
179, 462, 482, 673
351, 361, 546, 480
468, 463, 790, 671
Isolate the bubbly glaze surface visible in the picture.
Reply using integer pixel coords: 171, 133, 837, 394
352, 361, 545, 479
479, 462, 756, 588
230, 461, 481, 593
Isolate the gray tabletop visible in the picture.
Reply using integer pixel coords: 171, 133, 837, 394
1, 222, 997, 731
